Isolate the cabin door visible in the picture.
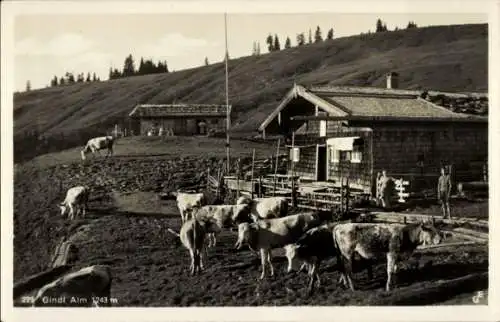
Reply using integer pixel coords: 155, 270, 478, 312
316, 145, 327, 181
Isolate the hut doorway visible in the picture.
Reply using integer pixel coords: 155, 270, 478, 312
197, 120, 207, 135
316, 145, 327, 181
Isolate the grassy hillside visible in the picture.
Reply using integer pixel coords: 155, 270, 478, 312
14, 23, 487, 140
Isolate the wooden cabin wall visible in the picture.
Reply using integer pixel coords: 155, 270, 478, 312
371, 122, 488, 183
292, 146, 317, 180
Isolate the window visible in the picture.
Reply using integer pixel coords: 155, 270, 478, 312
329, 147, 339, 163
351, 138, 363, 163
290, 147, 300, 162
319, 120, 327, 137
351, 151, 362, 163
341, 151, 351, 162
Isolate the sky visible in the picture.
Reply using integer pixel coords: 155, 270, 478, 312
14, 12, 487, 91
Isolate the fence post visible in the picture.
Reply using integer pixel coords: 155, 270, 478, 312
251, 149, 256, 199
340, 179, 344, 214
345, 177, 350, 214
259, 176, 263, 198
273, 138, 280, 197
207, 167, 210, 191
236, 158, 241, 199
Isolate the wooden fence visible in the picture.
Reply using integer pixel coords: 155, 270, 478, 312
216, 169, 367, 213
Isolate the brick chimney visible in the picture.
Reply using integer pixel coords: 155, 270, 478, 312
386, 72, 399, 89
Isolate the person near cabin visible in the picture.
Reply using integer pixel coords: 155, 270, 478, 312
378, 170, 395, 209
438, 166, 452, 219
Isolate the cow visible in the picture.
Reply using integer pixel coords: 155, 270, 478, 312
178, 218, 215, 275
33, 265, 112, 307
81, 136, 114, 160
333, 222, 442, 291
236, 196, 288, 222
234, 211, 331, 280
193, 203, 252, 247
59, 186, 90, 220
284, 222, 374, 294
175, 192, 206, 224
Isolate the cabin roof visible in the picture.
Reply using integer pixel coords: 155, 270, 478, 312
259, 84, 488, 131
129, 104, 229, 118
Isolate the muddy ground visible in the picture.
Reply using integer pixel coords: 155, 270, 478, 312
13, 143, 489, 306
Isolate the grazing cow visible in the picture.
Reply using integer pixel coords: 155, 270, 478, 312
236, 196, 288, 222
234, 211, 330, 279
179, 218, 215, 275
59, 186, 90, 220
193, 204, 251, 247
81, 136, 114, 160
333, 222, 442, 291
175, 192, 206, 224
33, 265, 112, 307
284, 222, 374, 294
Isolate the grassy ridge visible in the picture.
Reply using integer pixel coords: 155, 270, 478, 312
14, 24, 487, 140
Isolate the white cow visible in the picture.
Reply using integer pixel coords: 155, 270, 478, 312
33, 265, 112, 307
175, 192, 206, 223
236, 196, 289, 222
59, 186, 90, 220
81, 136, 114, 160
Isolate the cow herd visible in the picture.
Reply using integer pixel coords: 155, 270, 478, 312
42, 136, 444, 304
55, 186, 443, 296
174, 191, 443, 294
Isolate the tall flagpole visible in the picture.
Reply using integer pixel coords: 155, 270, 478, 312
225, 12, 231, 173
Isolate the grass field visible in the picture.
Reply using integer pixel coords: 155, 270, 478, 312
13, 137, 489, 306
14, 23, 487, 142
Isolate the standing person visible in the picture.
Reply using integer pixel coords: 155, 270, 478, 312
379, 170, 393, 209
438, 166, 452, 219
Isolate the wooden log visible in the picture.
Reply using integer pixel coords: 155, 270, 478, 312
296, 204, 332, 211
416, 241, 481, 252
370, 212, 488, 226
373, 272, 488, 306
295, 197, 341, 205
441, 230, 488, 243
13, 265, 74, 299
453, 227, 488, 240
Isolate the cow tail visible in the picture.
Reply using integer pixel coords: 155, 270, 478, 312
332, 227, 345, 275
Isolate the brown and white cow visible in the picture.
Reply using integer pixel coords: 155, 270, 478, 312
236, 196, 288, 222
333, 222, 442, 291
59, 186, 90, 220
33, 265, 112, 307
234, 211, 330, 280
81, 136, 114, 160
193, 204, 252, 247
284, 221, 374, 294
178, 218, 215, 275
